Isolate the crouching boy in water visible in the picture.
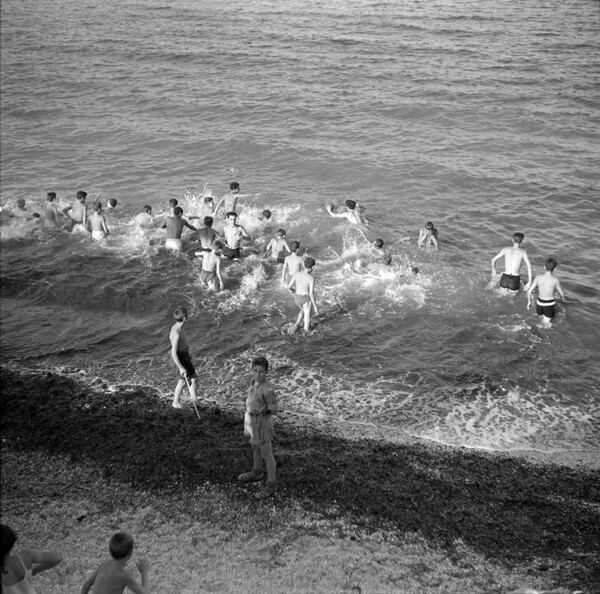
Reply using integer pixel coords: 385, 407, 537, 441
526, 257, 565, 326
288, 257, 319, 332
238, 356, 278, 499
199, 240, 224, 291
80, 532, 150, 594
170, 307, 198, 409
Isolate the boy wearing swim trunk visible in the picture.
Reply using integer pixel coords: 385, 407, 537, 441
526, 257, 565, 326
170, 307, 198, 409
199, 240, 224, 291
491, 232, 532, 293
288, 257, 319, 332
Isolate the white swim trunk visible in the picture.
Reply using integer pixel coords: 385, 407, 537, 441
165, 238, 183, 251
91, 230, 106, 241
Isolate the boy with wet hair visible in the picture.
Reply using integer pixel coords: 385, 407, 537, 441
106, 198, 118, 213
222, 211, 251, 259
281, 240, 305, 283
288, 257, 319, 332
62, 190, 88, 229
526, 257, 565, 326
80, 531, 150, 594
213, 181, 253, 217
265, 228, 291, 263
134, 205, 156, 227
163, 206, 198, 251
238, 356, 279, 499
44, 192, 63, 227
170, 307, 198, 409
418, 221, 439, 250
193, 216, 219, 254
325, 199, 367, 226
86, 201, 110, 241
491, 232, 532, 293
200, 240, 225, 291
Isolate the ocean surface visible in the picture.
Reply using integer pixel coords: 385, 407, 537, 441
1, 0, 599, 456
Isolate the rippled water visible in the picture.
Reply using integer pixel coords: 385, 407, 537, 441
1, 0, 599, 455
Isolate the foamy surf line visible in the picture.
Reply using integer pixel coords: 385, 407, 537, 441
4, 354, 598, 469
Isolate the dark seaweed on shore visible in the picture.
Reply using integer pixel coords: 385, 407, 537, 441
1, 366, 599, 591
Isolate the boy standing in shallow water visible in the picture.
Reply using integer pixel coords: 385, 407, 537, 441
170, 307, 198, 409
80, 532, 149, 594
288, 257, 319, 332
265, 228, 291, 263
526, 257, 565, 326
281, 241, 305, 284
238, 356, 278, 499
491, 232, 532, 293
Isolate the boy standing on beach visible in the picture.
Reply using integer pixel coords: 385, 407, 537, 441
491, 232, 532, 293
526, 257, 565, 326
281, 241, 305, 284
238, 356, 278, 499
288, 257, 319, 332
80, 532, 150, 594
170, 307, 198, 409
200, 240, 225, 291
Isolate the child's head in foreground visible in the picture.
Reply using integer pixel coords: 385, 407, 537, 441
304, 257, 315, 270
109, 532, 134, 560
512, 232, 524, 244
252, 356, 269, 372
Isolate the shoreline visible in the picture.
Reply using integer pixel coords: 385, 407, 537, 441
2, 363, 599, 593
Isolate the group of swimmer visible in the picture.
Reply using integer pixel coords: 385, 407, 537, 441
2, 181, 565, 328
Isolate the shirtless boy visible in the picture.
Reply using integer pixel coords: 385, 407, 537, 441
418, 222, 439, 250
526, 257, 565, 326
288, 257, 319, 332
80, 532, 149, 594
163, 206, 198, 251
170, 307, 198, 409
213, 182, 252, 217
86, 201, 110, 241
12, 199, 31, 220
134, 205, 156, 227
281, 241, 305, 284
200, 240, 225, 291
325, 199, 367, 226
265, 229, 291, 263
193, 216, 219, 255
491, 232, 532, 293
222, 211, 251, 259
44, 192, 63, 227
62, 191, 88, 229
106, 198, 118, 214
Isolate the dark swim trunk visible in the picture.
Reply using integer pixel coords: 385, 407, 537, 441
222, 245, 241, 259
171, 349, 197, 380
276, 257, 285, 264
536, 298, 556, 319
500, 273, 520, 291
200, 270, 216, 284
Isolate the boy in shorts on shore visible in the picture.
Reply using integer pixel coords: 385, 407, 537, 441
170, 307, 198, 409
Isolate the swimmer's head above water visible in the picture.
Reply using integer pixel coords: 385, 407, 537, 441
173, 307, 188, 321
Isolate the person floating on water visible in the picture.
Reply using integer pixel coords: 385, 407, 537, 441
373, 238, 393, 265
162, 206, 198, 251
491, 232, 532, 293
80, 531, 150, 594
62, 190, 88, 231
199, 240, 225, 291
238, 356, 279, 499
281, 240, 305, 284
170, 307, 198, 409
265, 228, 291, 264
288, 256, 319, 333
325, 199, 367, 226
418, 221, 439, 250
221, 211, 251, 260
86, 201, 110, 241
526, 257, 565, 326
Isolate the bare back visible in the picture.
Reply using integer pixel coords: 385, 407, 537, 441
534, 273, 563, 300
170, 322, 188, 352
286, 253, 304, 276
292, 270, 314, 296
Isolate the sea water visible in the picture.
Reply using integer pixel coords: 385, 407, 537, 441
1, 0, 599, 456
